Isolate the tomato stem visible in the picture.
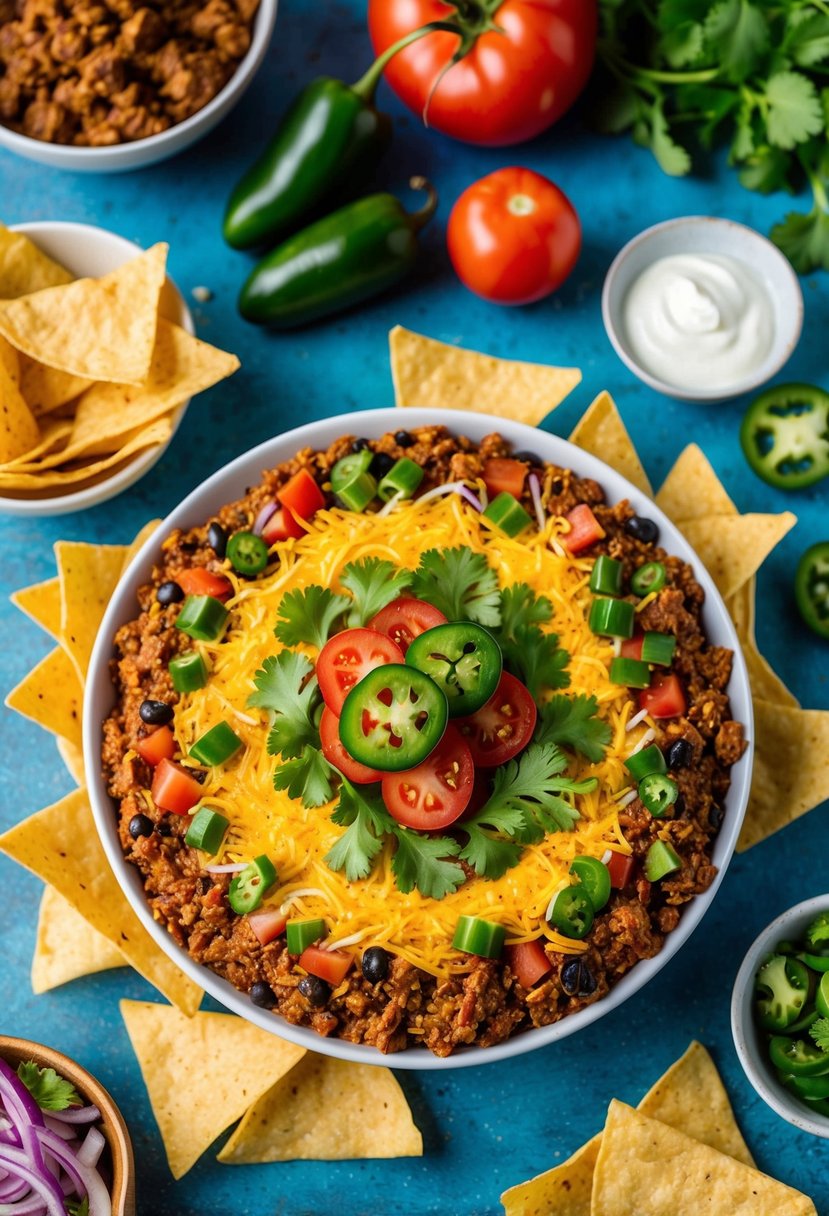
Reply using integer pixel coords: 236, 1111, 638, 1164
351, 20, 460, 100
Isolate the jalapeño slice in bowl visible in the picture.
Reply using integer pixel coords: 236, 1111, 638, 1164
740, 382, 829, 490
339, 664, 448, 772
794, 542, 829, 640
406, 622, 502, 717
755, 954, 812, 1031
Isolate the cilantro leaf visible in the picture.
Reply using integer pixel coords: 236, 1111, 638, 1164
810, 1017, 829, 1053
454, 824, 523, 882
325, 780, 389, 881
534, 695, 612, 763
771, 198, 829, 273
274, 585, 349, 650
703, 0, 769, 82
391, 828, 464, 900
738, 145, 792, 193
273, 745, 334, 808
411, 547, 501, 627
649, 103, 692, 175
492, 585, 570, 699
249, 651, 320, 759
498, 583, 553, 635
17, 1062, 80, 1112
785, 10, 829, 69
765, 71, 824, 149
340, 557, 413, 627
67, 1201, 89, 1216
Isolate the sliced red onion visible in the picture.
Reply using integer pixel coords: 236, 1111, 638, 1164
45, 1104, 99, 1126
0, 1147, 64, 1216
0, 1060, 44, 1136
41, 1116, 74, 1141
528, 473, 545, 532
205, 862, 247, 874
252, 501, 278, 536
0, 1170, 30, 1202
76, 1126, 105, 1170
456, 484, 483, 512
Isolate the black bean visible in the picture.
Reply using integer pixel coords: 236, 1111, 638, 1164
370, 451, 395, 479
156, 581, 184, 606
667, 739, 693, 770
191, 769, 208, 784
561, 959, 597, 997
551, 479, 564, 495
208, 521, 228, 558
708, 804, 725, 832
361, 946, 390, 984
128, 814, 153, 840
139, 699, 173, 726
250, 981, 276, 1010
394, 430, 414, 448
298, 975, 330, 1007
351, 437, 371, 453
626, 515, 659, 544
513, 450, 541, 465
156, 818, 173, 837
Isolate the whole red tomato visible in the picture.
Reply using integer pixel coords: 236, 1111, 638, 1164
447, 167, 581, 304
367, 0, 597, 146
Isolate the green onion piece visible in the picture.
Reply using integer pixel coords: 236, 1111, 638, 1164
185, 806, 229, 853
483, 492, 532, 538
331, 450, 373, 492
228, 855, 278, 915
589, 555, 624, 596
644, 840, 682, 882
337, 471, 377, 512
625, 743, 666, 781
189, 721, 243, 766
589, 597, 634, 638
286, 918, 326, 954
609, 657, 651, 688
631, 562, 666, 596
641, 631, 676, 666
377, 457, 425, 503
175, 595, 229, 642
452, 915, 506, 959
169, 650, 209, 693
226, 531, 269, 577
638, 774, 679, 818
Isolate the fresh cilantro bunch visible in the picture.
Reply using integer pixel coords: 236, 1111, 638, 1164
595, 0, 829, 271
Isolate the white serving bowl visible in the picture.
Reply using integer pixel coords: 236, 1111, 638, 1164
732, 896, 829, 1138
0, 0, 277, 173
0, 221, 194, 518
84, 408, 754, 1070
602, 216, 803, 402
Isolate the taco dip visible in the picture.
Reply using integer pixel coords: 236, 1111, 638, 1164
93, 410, 751, 1063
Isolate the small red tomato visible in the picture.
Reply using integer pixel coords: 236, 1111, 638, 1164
447, 167, 581, 305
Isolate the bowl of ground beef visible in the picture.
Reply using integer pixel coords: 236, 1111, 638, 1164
0, 0, 278, 172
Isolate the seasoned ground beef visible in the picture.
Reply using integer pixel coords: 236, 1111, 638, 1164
101, 426, 745, 1056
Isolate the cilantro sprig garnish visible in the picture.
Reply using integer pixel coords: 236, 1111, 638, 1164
340, 557, 413, 626
411, 547, 501, 626
810, 1017, 829, 1052
248, 651, 333, 808
594, 0, 829, 272
274, 585, 349, 650
535, 694, 612, 764
17, 1061, 81, 1111
491, 583, 571, 699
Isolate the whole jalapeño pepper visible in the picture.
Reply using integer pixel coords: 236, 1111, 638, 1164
238, 177, 438, 329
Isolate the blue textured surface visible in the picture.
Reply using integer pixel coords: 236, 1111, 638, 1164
1, 2, 828, 1212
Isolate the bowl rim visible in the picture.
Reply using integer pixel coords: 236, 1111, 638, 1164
84, 406, 755, 1070
0, 220, 194, 517
601, 215, 804, 403
731, 894, 829, 1139
0, 0, 278, 166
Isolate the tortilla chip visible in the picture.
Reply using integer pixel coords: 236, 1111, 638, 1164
390, 325, 580, 424
0, 416, 173, 490
593, 1101, 816, 1215
56, 738, 85, 785
0, 419, 72, 468
0, 335, 19, 385
739, 699, 829, 850
32, 886, 124, 994
501, 1043, 751, 1216
0, 243, 167, 385
219, 1054, 423, 1165
18, 355, 93, 415
0, 357, 40, 462
657, 444, 737, 522
55, 541, 127, 682
568, 391, 651, 496
121, 1001, 306, 1179
726, 577, 799, 709
5, 647, 83, 748
10, 576, 62, 639
0, 789, 202, 1015
0, 225, 72, 297
679, 512, 796, 601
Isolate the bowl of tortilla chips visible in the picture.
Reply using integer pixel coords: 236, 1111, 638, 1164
0, 221, 240, 517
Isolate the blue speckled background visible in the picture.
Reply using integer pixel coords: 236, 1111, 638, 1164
0, 2, 827, 1212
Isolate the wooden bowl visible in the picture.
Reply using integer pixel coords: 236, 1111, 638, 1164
0, 1035, 135, 1216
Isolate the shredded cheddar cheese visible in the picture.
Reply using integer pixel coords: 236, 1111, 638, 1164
173, 494, 647, 977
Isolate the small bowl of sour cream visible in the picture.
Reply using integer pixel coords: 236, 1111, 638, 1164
602, 216, 803, 402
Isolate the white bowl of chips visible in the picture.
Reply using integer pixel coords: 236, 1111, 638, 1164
0, 222, 238, 516
84, 407, 755, 1071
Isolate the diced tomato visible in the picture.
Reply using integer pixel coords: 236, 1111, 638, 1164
606, 851, 635, 889
151, 758, 204, 816
482, 457, 527, 500
621, 633, 644, 660
247, 907, 288, 946
134, 725, 175, 767
177, 568, 233, 601
505, 940, 553, 989
279, 468, 325, 520
457, 672, 537, 767
381, 726, 474, 830
564, 504, 604, 554
319, 706, 383, 784
262, 506, 306, 544
316, 628, 404, 715
299, 944, 352, 985
639, 672, 686, 719
367, 597, 447, 654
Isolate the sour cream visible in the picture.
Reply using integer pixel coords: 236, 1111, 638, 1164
622, 253, 775, 392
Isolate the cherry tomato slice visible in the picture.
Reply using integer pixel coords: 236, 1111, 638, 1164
134, 725, 175, 767
316, 628, 404, 715
482, 457, 528, 499
151, 758, 203, 816
177, 568, 233, 601
381, 726, 474, 830
279, 468, 325, 520
505, 940, 552, 988
367, 596, 447, 654
564, 504, 604, 554
262, 506, 306, 544
319, 706, 383, 785
299, 944, 352, 985
457, 671, 537, 767
639, 673, 686, 720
